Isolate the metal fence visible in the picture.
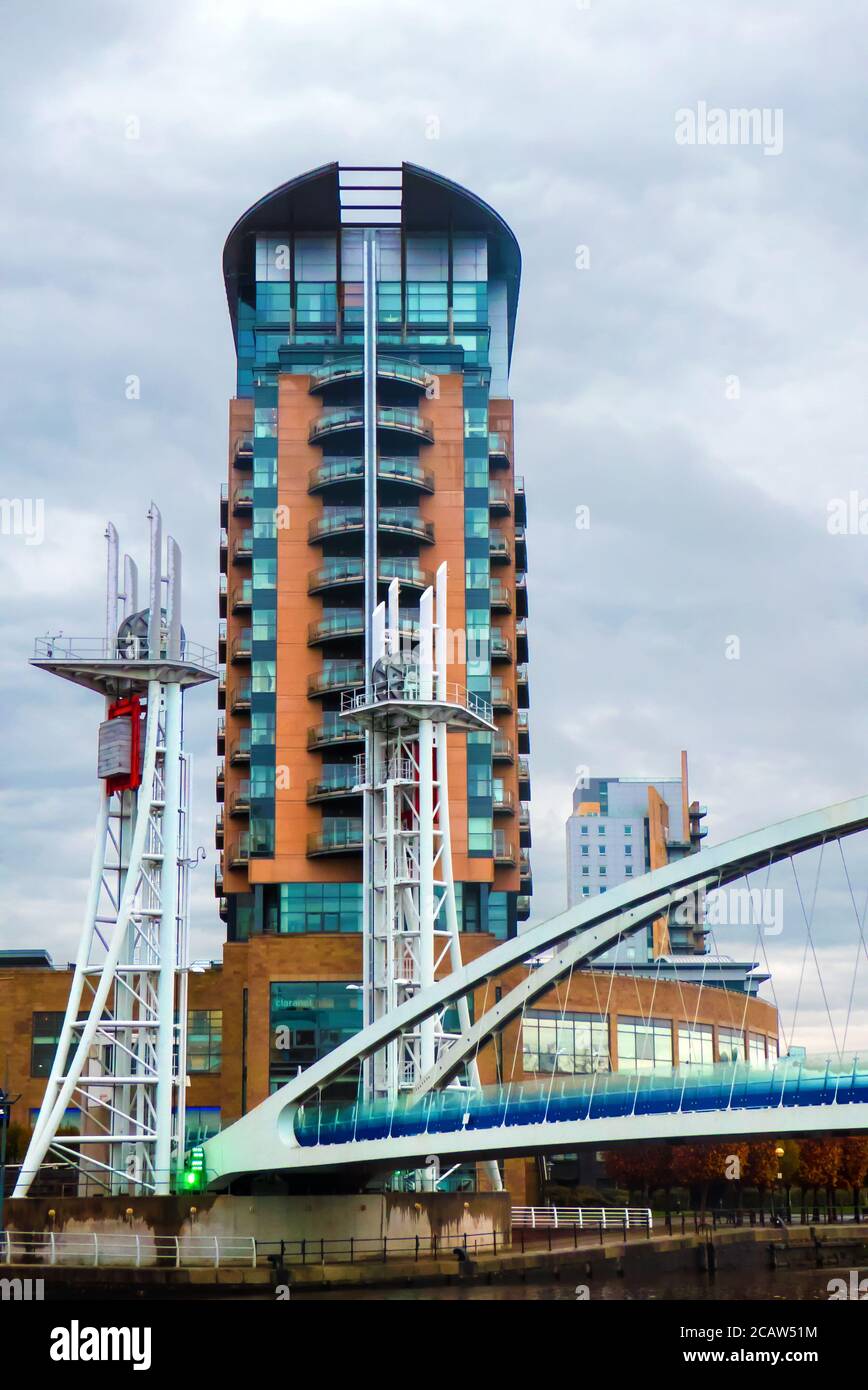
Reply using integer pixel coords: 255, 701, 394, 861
1, 1229, 501, 1269
512, 1205, 653, 1231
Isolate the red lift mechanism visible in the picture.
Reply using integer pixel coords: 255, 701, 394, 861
103, 694, 144, 795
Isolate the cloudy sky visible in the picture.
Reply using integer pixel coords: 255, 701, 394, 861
2, 0, 867, 1051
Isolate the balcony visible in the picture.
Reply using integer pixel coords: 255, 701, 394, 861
493, 787, 515, 816
217, 712, 225, 753
229, 780, 250, 816
519, 802, 532, 848
517, 663, 529, 708
308, 611, 364, 645
494, 833, 516, 867
308, 556, 433, 595
491, 632, 512, 664
308, 356, 430, 394
490, 581, 512, 613
308, 507, 434, 545
515, 572, 528, 618
307, 720, 365, 750
232, 485, 254, 514
229, 833, 250, 869
218, 619, 227, 661
309, 407, 433, 446
309, 455, 434, 495
520, 850, 532, 886
491, 681, 513, 713
215, 806, 224, 848
231, 681, 251, 714
234, 529, 253, 563
233, 581, 252, 613
217, 665, 226, 709
230, 734, 251, 766
231, 629, 252, 663
216, 760, 225, 800
489, 482, 511, 516
307, 817, 364, 856
514, 475, 527, 525
516, 619, 529, 662
518, 757, 531, 797
514, 527, 527, 568
306, 766, 362, 803
308, 611, 419, 646
489, 533, 511, 564
488, 432, 512, 467
219, 573, 228, 618
493, 735, 514, 763
233, 434, 254, 467
516, 895, 531, 922
308, 661, 366, 698
517, 708, 530, 753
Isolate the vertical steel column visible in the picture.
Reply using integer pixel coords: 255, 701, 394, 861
361, 229, 379, 1098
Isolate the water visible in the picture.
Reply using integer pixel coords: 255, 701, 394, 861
292, 1265, 863, 1301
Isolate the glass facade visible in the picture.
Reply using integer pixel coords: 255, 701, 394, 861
677, 1021, 714, 1066
717, 1026, 746, 1063
616, 1015, 673, 1071
187, 1009, 223, 1073
523, 1012, 610, 1075
269, 980, 363, 1100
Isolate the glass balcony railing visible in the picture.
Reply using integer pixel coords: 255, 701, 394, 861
488, 482, 511, 514
232, 582, 252, 611
306, 766, 362, 802
491, 632, 512, 662
307, 720, 365, 750
229, 780, 251, 815
489, 534, 511, 563
307, 817, 364, 855
308, 662, 366, 696
231, 629, 252, 662
493, 735, 514, 762
493, 787, 515, 815
308, 557, 433, 592
490, 582, 512, 611
488, 432, 512, 464
493, 832, 516, 866
231, 681, 251, 712
309, 455, 434, 493
309, 407, 434, 444
491, 681, 513, 711
308, 508, 364, 540
233, 434, 254, 465
378, 507, 434, 542
230, 734, 251, 764
233, 485, 254, 512
308, 610, 365, 643
234, 529, 253, 560
308, 356, 429, 393
229, 833, 250, 867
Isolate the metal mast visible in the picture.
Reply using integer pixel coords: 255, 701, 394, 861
342, 565, 496, 1103
14, 507, 215, 1197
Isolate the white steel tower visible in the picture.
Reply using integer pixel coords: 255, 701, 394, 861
342, 566, 495, 1102
14, 506, 216, 1197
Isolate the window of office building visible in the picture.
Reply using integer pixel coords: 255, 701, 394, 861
31, 1011, 66, 1077
717, 1026, 746, 1063
523, 1012, 610, 1075
748, 1032, 767, 1065
272, 882, 362, 933
187, 1010, 223, 1073
617, 1016, 673, 1071
269, 981, 363, 1099
678, 1022, 714, 1067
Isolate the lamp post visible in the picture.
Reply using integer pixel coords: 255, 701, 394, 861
0, 1088, 21, 1238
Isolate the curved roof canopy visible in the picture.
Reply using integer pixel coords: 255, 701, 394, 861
222, 161, 521, 363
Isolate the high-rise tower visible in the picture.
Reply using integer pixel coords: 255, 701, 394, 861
217, 164, 530, 1111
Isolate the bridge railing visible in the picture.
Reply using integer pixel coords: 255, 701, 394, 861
512, 1206, 653, 1231
1, 1231, 257, 1269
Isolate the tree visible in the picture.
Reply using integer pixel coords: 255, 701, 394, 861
797, 1139, 842, 1221
838, 1137, 868, 1221
742, 1141, 780, 1215
603, 1144, 672, 1202
670, 1142, 747, 1215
